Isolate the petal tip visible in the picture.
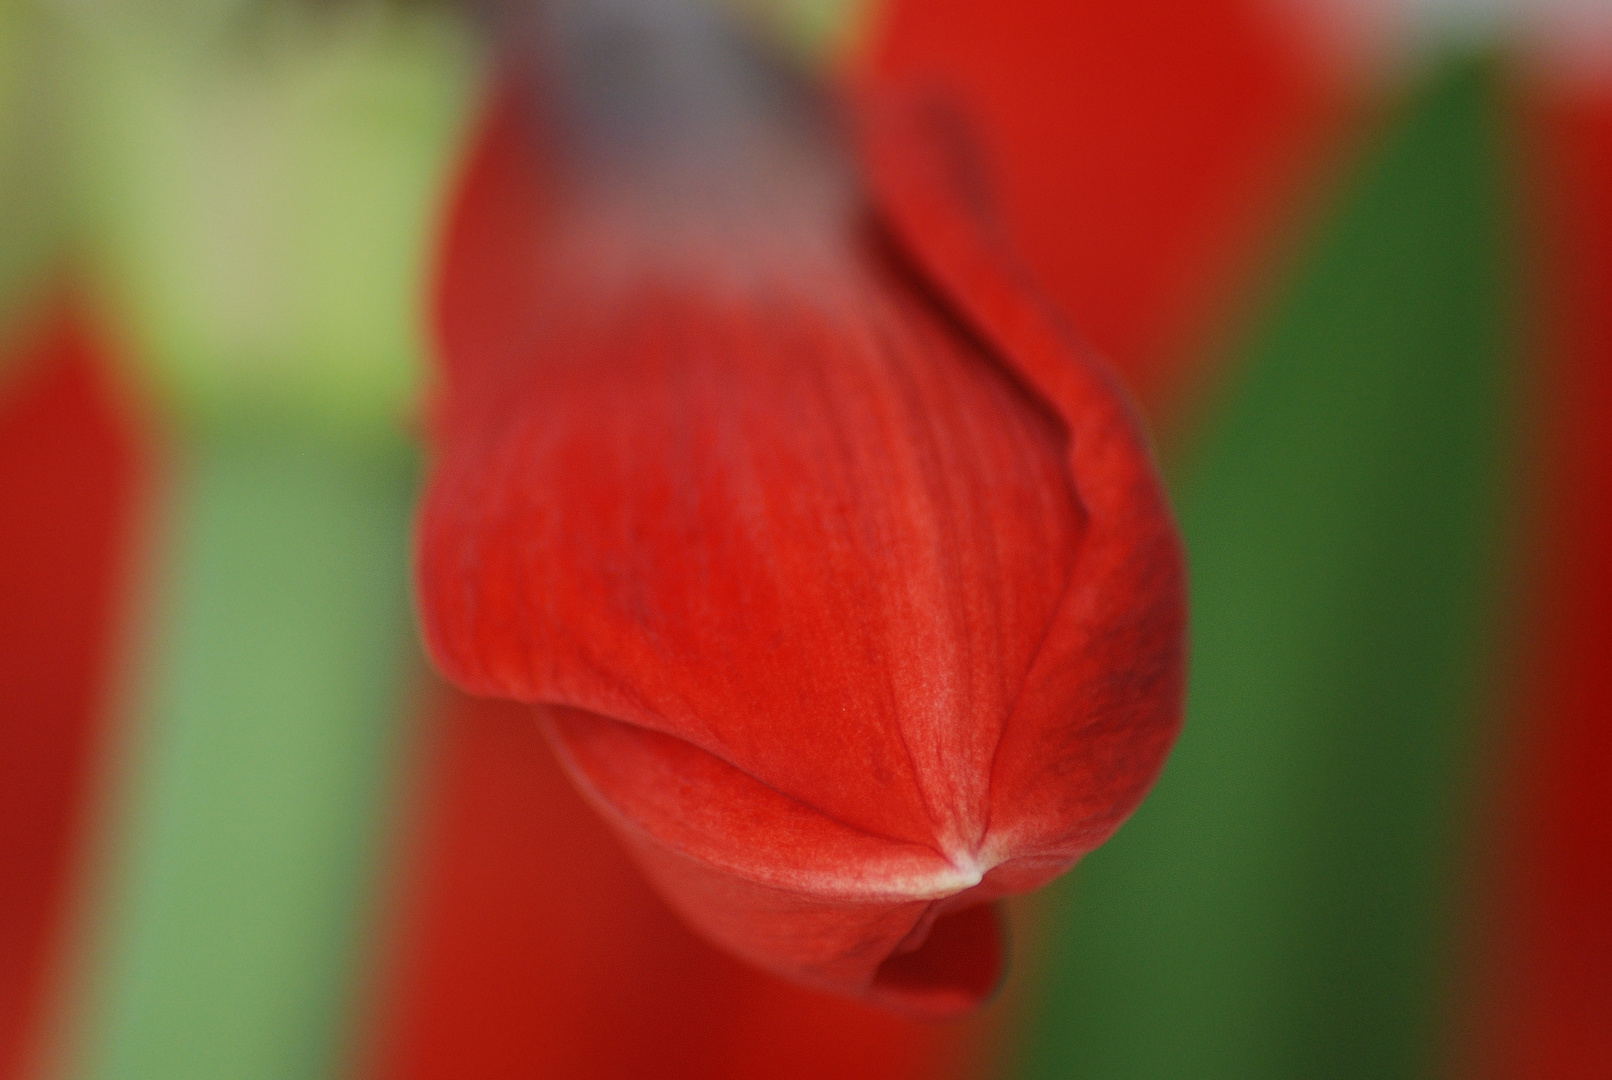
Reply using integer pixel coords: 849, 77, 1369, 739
867, 902, 1005, 1018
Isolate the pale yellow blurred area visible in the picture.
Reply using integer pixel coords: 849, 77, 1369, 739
0, 0, 880, 423
0, 0, 482, 437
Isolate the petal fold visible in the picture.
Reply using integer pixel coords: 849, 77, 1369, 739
417, 72, 1185, 1012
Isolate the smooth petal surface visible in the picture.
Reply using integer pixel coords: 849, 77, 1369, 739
417, 79, 1185, 1012
858, 90, 1188, 885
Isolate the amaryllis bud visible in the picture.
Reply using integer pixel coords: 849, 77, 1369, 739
417, 2, 1186, 1017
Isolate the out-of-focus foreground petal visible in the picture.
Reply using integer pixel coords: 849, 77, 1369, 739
0, 299, 145, 1080
417, 61, 1185, 1011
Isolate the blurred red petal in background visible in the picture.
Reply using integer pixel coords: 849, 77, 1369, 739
366, 688, 992, 1080
0, 300, 145, 1080
869, 0, 1348, 423
1463, 81, 1612, 1080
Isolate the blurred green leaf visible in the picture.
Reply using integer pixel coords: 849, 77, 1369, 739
66, 437, 419, 1080
1010, 53, 1514, 1080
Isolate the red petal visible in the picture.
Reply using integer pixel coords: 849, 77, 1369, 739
0, 297, 146, 1076
1458, 84, 1612, 1080
418, 80, 1185, 1011
432, 86, 552, 403
364, 687, 998, 1075
868, 0, 1347, 417
858, 90, 1188, 872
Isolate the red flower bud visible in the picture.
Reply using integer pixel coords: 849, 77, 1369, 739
416, 71, 1185, 1016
